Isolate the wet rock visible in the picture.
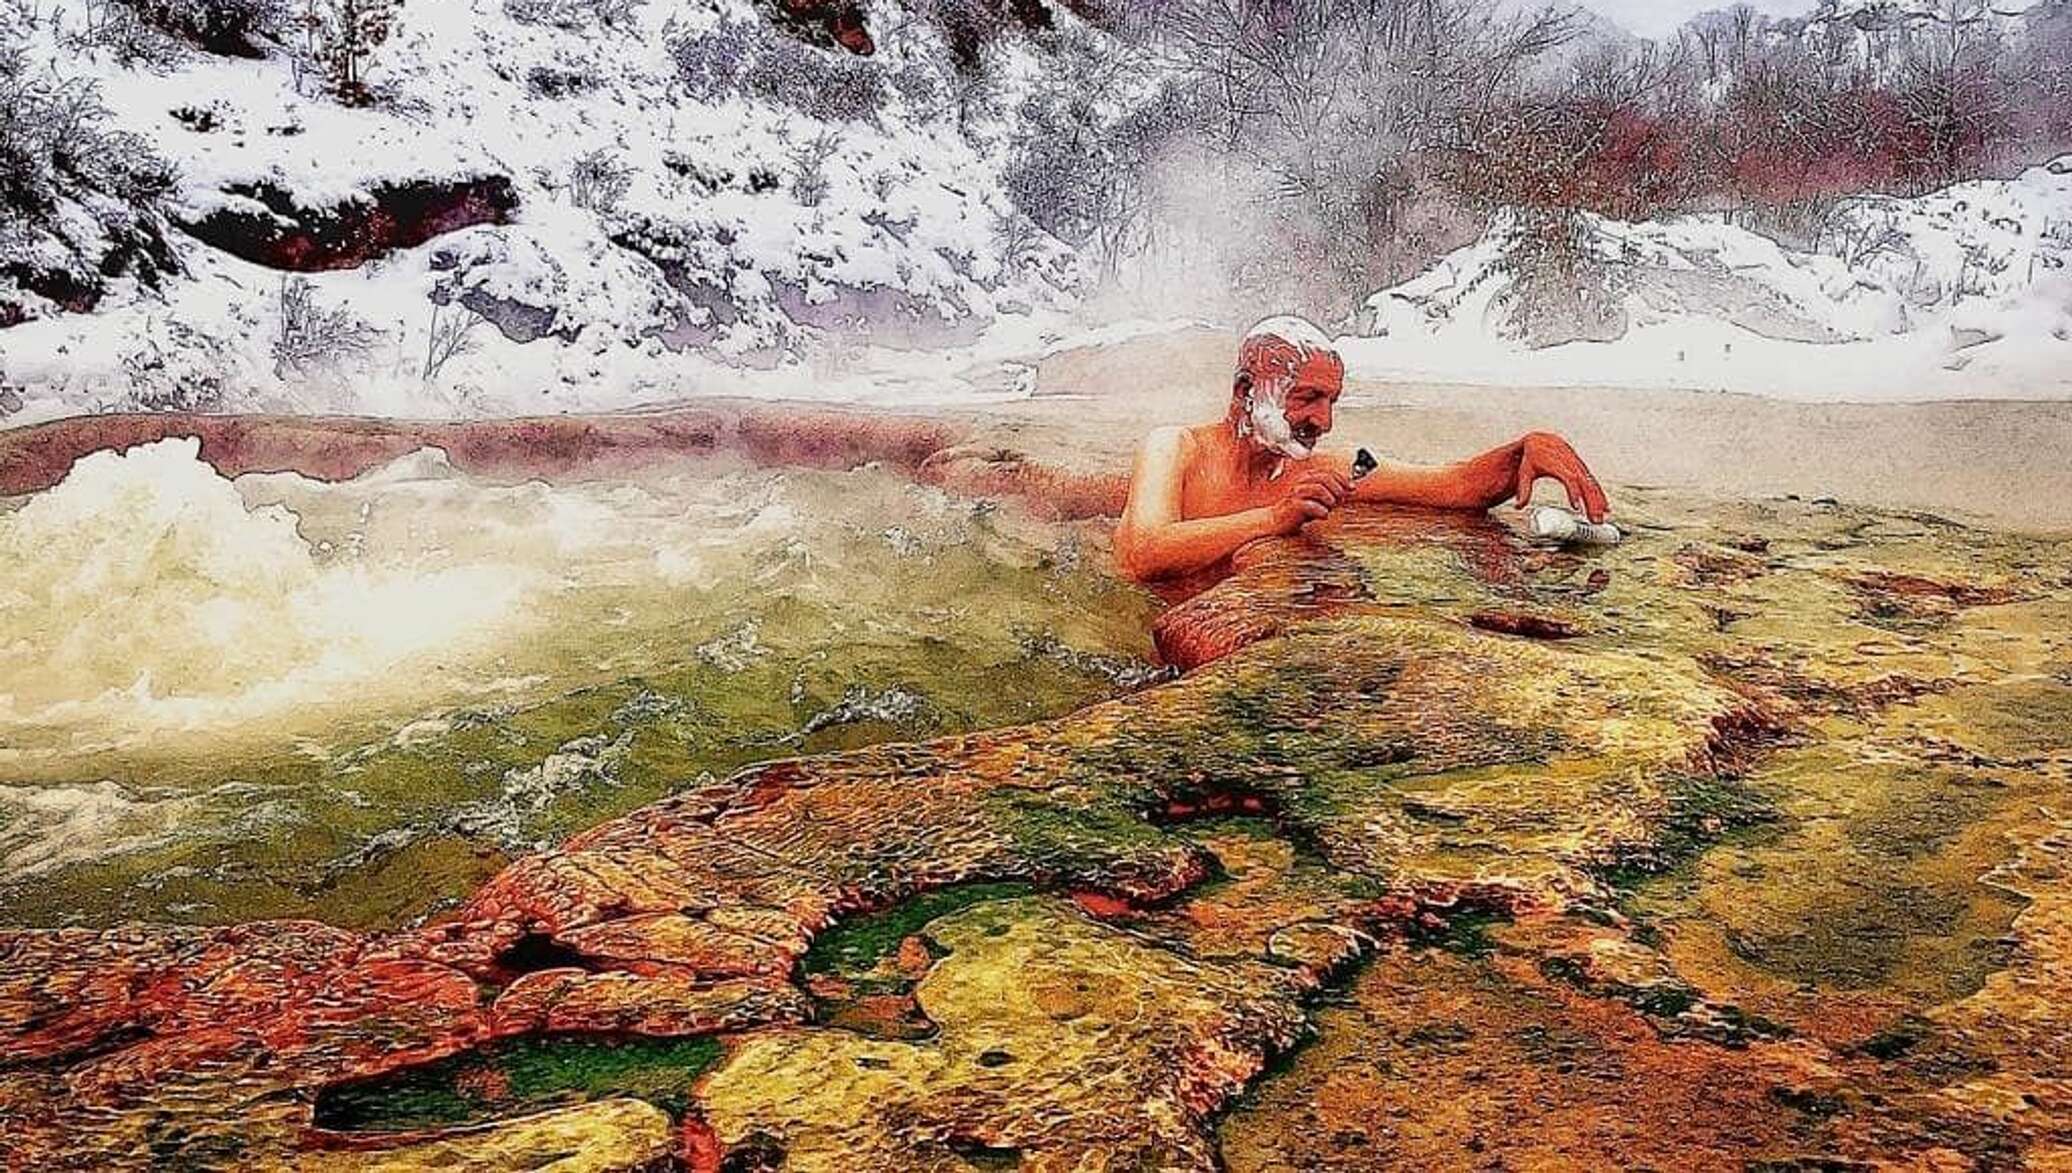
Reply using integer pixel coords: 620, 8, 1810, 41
1468, 609, 1585, 639
698, 898, 1309, 1170
1, 454, 2066, 1169
1949, 326, 2004, 352
918, 445, 1130, 521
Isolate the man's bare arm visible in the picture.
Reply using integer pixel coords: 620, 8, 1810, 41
1341, 432, 1608, 522
1114, 429, 1344, 583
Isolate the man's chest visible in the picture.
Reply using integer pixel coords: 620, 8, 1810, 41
1180, 459, 1308, 519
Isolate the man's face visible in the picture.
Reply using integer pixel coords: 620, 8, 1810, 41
1279, 353, 1342, 452
1237, 344, 1343, 460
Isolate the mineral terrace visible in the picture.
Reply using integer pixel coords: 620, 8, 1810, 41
2, 422, 2069, 1170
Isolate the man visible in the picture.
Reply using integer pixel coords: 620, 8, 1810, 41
1115, 315, 1609, 584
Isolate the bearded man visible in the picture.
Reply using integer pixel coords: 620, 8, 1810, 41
1114, 315, 1609, 583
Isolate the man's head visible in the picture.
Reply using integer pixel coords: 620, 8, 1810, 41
1231, 315, 1343, 461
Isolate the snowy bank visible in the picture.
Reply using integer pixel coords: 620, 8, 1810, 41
1345, 158, 2072, 402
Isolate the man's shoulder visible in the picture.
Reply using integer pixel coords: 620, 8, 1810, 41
1138, 424, 1193, 459
1148, 422, 1223, 451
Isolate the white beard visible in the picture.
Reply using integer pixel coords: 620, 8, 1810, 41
1243, 393, 1314, 461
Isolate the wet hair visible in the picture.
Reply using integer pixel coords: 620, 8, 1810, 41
1231, 314, 1341, 459
1234, 315, 1342, 399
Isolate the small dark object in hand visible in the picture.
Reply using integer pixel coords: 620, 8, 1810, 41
1351, 448, 1378, 481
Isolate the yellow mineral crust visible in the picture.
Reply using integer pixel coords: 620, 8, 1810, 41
2, 491, 2068, 1170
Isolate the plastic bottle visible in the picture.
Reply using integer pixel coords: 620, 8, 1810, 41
1528, 505, 1622, 545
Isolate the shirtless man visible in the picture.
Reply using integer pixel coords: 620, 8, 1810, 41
1115, 315, 1609, 584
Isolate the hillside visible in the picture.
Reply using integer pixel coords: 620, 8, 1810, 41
0, 0, 1136, 421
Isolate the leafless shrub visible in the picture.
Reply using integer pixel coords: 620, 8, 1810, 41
788, 132, 837, 207
420, 299, 483, 384
1955, 240, 2011, 298
272, 274, 380, 377
568, 146, 633, 212
991, 207, 1043, 272
1816, 201, 1912, 268
302, 0, 401, 105
505, 0, 644, 31
1490, 206, 1624, 347
63, 0, 184, 68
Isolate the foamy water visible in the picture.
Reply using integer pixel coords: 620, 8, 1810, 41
0, 439, 1152, 918
0, 437, 1059, 763
0, 439, 530, 733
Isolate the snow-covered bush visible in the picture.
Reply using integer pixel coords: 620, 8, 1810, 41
116, 0, 287, 56
787, 132, 836, 207
118, 317, 229, 410
567, 146, 631, 212
669, 13, 883, 124
1487, 207, 1626, 347
525, 63, 596, 98
62, 0, 184, 68
1, 35, 178, 313
271, 274, 380, 376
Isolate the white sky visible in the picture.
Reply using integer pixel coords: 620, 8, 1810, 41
1583, 0, 1808, 39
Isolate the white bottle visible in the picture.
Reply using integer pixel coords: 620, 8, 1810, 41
1528, 506, 1622, 546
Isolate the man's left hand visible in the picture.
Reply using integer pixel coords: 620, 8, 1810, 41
1512, 432, 1608, 523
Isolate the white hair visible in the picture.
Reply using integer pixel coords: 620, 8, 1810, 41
1232, 314, 1339, 461
1239, 315, 1336, 358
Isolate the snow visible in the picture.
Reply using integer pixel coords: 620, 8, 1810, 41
0, 0, 1124, 419
5, 0, 2070, 418
1345, 158, 2072, 402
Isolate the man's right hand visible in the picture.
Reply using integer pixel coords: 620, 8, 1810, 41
1270, 468, 1351, 533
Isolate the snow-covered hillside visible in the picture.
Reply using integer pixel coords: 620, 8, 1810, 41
1345, 158, 2072, 400
0, 0, 1134, 421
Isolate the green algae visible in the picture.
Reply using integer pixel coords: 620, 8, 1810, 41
313, 1034, 727, 1131
802, 882, 1038, 978
1622, 736, 2036, 1014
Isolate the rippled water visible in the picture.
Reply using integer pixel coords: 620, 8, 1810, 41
0, 439, 1160, 927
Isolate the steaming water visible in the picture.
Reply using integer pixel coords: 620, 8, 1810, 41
0, 439, 1159, 927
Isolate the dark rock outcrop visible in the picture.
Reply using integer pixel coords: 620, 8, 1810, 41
177, 177, 519, 272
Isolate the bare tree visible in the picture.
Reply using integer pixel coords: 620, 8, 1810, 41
420, 299, 482, 384
303, 0, 399, 104
1142, 0, 1578, 295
